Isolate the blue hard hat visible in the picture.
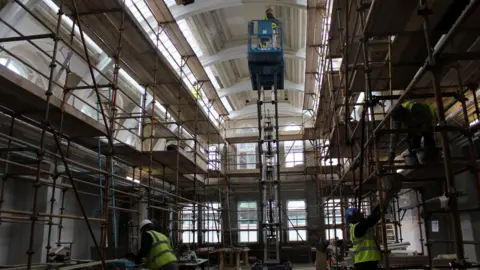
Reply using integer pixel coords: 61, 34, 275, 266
345, 208, 360, 222
391, 105, 406, 121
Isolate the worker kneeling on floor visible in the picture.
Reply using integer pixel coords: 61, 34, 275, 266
345, 194, 391, 270
134, 219, 178, 270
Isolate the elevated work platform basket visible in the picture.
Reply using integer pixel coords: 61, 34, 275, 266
247, 20, 285, 90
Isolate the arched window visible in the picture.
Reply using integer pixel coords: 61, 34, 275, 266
0, 56, 45, 89
125, 135, 136, 147
284, 141, 303, 168
236, 143, 256, 169
235, 124, 258, 134
80, 102, 99, 120
284, 124, 301, 132
0, 57, 27, 78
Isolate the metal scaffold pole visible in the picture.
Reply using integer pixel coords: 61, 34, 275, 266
418, 0, 465, 265
25, 0, 63, 267
43, 14, 77, 260
318, 0, 480, 268
0, 0, 238, 268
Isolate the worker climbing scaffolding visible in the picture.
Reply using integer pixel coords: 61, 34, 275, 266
389, 101, 438, 164
192, 82, 201, 100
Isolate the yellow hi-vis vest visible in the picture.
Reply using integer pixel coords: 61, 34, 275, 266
192, 86, 201, 100
146, 231, 177, 270
350, 223, 381, 264
401, 101, 436, 126
263, 14, 277, 29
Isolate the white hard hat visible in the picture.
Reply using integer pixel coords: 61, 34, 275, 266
140, 219, 153, 230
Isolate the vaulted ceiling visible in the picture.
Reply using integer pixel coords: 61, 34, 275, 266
168, 0, 310, 121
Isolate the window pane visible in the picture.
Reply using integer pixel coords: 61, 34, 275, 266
181, 204, 198, 243
325, 229, 344, 240
288, 229, 306, 242
237, 143, 256, 169
287, 200, 307, 241
238, 201, 258, 243
208, 145, 220, 170
203, 202, 221, 243
284, 141, 303, 168
240, 231, 258, 243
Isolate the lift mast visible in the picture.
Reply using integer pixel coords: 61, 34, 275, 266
247, 19, 285, 267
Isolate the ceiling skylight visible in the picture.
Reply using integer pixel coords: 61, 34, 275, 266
164, 0, 177, 7
43, 0, 103, 55
311, 0, 335, 116
221, 97, 233, 113
284, 125, 301, 131
177, 19, 203, 57
125, 0, 223, 126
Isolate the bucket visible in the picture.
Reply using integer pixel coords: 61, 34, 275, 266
416, 147, 441, 165
380, 173, 404, 195
402, 151, 419, 166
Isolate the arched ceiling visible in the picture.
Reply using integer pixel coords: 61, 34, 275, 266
199, 45, 306, 67
169, 0, 307, 20
218, 78, 304, 97
229, 103, 302, 119
169, 0, 309, 120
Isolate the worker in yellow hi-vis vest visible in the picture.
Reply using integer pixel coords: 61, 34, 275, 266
192, 82, 201, 100
389, 101, 437, 162
345, 201, 388, 270
134, 220, 178, 270
260, 8, 280, 49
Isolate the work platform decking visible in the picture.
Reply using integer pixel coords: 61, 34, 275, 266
319, 0, 480, 158
112, 144, 207, 174
0, 65, 107, 140
0, 61, 210, 189
225, 164, 337, 178
226, 133, 305, 144
320, 0, 480, 126
247, 20, 285, 91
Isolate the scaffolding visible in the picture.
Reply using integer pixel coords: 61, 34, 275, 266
0, 0, 230, 269
315, 0, 480, 269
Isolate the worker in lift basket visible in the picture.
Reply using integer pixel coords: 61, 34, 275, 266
260, 8, 280, 49
134, 219, 178, 270
345, 195, 391, 270
388, 101, 437, 162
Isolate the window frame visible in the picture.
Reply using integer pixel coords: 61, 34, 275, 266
180, 204, 198, 243
323, 198, 370, 240
238, 201, 258, 243
203, 202, 221, 243
286, 200, 307, 242
236, 143, 256, 170
208, 145, 221, 170
284, 141, 304, 168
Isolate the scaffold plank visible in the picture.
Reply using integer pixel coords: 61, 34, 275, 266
0, 64, 107, 139
143, 0, 228, 117
226, 167, 306, 177
226, 133, 304, 144
327, 121, 402, 159
113, 144, 207, 175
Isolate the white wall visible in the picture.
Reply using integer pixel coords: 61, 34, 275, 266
397, 190, 426, 254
